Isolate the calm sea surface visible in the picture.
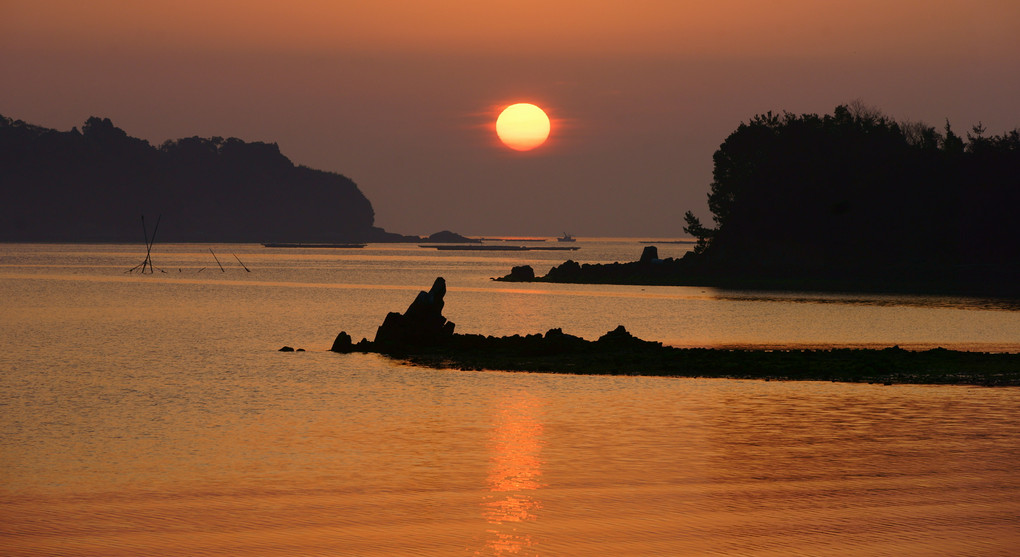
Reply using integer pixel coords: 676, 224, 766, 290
2, 240, 1019, 555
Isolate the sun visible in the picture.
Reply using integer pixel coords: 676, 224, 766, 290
496, 103, 551, 151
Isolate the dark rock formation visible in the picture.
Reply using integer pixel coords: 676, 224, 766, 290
423, 230, 480, 243
328, 277, 1020, 385
373, 277, 455, 347
330, 332, 354, 353
545, 260, 582, 281
639, 246, 659, 263
505, 265, 536, 281
597, 325, 662, 349
495, 247, 691, 286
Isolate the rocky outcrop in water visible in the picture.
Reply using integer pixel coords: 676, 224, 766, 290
328, 277, 1020, 385
494, 247, 691, 286
331, 277, 455, 353
422, 230, 480, 243
374, 277, 456, 347
503, 265, 536, 281
639, 245, 660, 263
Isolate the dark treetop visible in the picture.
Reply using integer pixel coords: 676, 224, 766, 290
328, 278, 1020, 386
0, 114, 415, 242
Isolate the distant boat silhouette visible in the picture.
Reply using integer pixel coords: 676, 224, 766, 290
557, 232, 576, 242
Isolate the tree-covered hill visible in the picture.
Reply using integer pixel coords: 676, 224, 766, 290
0, 115, 406, 242
683, 104, 1020, 295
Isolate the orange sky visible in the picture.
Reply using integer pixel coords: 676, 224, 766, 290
3, 1, 1018, 236
7, 1, 1013, 58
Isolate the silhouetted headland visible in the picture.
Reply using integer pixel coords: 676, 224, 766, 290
0, 114, 470, 243
329, 278, 1020, 386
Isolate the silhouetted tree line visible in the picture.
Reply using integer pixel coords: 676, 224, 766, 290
0, 114, 402, 242
682, 103, 1020, 295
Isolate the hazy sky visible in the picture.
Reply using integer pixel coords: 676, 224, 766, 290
3, 1, 1018, 237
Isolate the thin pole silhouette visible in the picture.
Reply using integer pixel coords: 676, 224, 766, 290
145, 214, 161, 273
127, 214, 161, 273
127, 218, 148, 273
140, 215, 151, 273
232, 253, 251, 272
209, 248, 225, 272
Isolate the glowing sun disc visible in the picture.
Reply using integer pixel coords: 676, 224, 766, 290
496, 103, 551, 151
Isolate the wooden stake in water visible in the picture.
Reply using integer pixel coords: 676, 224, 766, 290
145, 215, 161, 273
209, 248, 225, 272
232, 253, 251, 272
128, 214, 161, 273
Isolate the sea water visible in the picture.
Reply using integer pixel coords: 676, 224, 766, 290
2, 240, 1018, 555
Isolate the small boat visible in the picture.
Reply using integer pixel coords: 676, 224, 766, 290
557, 232, 576, 242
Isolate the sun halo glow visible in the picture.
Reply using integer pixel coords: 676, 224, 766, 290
496, 103, 551, 151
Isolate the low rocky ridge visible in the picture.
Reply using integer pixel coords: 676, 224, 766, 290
330, 278, 1020, 386
494, 246, 690, 286
494, 246, 1020, 298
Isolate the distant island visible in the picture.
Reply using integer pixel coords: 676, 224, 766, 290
0, 114, 468, 243
326, 278, 1020, 386
499, 104, 1020, 298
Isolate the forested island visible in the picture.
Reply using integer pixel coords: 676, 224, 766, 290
498, 104, 1020, 297
0, 114, 423, 243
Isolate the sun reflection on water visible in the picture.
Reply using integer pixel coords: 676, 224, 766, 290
478, 392, 545, 555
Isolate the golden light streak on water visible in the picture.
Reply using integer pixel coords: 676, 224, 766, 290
478, 392, 545, 555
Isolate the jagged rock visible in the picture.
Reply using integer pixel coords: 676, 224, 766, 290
373, 277, 455, 347
540, 328, 587, 353
545, 260, 582, 281
639, 246, 659, 263
597, 325, 634, 343
597, 325, 662, 348
507, 265, 535, 281
331, 331, 354, 353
